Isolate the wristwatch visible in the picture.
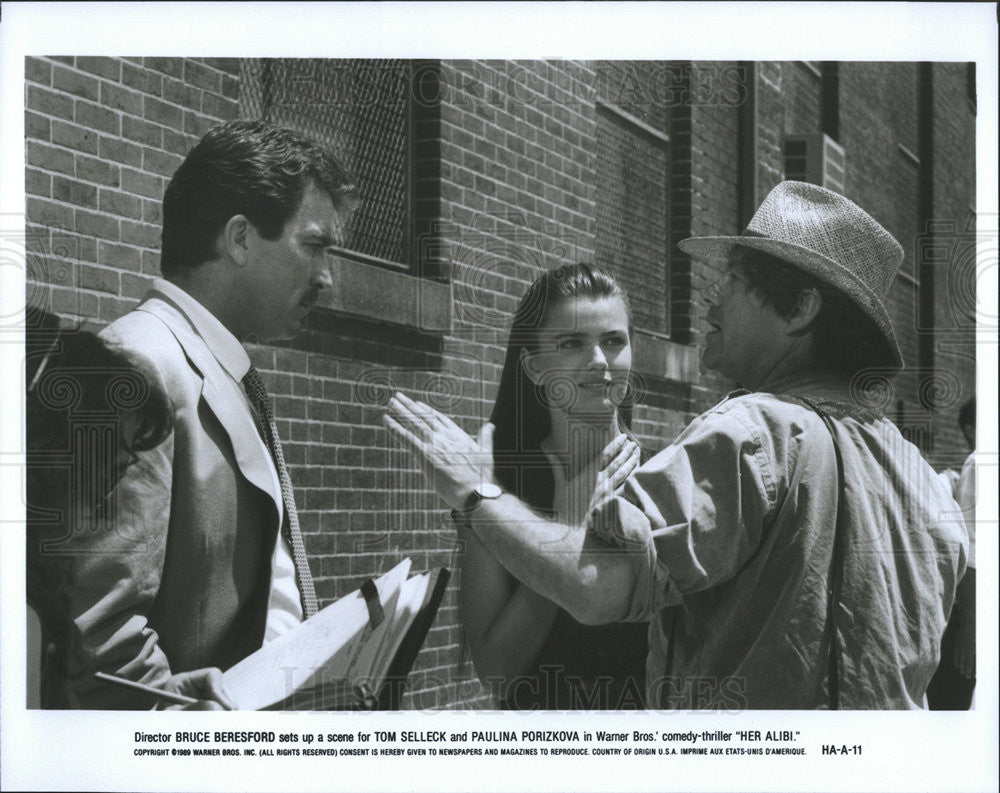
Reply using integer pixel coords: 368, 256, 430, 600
457, 482, 504, 515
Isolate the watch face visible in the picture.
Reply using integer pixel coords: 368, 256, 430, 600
478, 483, 503, 499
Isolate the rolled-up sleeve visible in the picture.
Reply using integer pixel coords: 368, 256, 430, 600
589, 409, 776, 621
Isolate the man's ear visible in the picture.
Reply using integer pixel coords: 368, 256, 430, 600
786, 289, 822, 336
519, 347, 541, 385
221, 215, 251, 267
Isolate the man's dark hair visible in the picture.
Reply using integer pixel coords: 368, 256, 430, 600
731, 246, 892, 378
160, 119, 357, 276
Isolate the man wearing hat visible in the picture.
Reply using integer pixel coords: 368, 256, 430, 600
386, 181, 967, 709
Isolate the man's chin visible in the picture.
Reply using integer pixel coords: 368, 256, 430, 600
699, 348, 716, 375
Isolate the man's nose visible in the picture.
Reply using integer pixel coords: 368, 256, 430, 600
311, 262, 333, 289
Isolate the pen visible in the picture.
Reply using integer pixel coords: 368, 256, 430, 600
94, 671, 199, 706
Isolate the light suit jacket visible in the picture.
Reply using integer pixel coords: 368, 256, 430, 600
65, 290, 285, 708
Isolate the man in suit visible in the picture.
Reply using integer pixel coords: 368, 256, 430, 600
63, 120, 356, 708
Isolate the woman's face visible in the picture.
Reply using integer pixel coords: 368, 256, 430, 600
521, 295, 632, 416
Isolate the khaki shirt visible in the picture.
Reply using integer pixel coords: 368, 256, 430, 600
591, 376, 967, 709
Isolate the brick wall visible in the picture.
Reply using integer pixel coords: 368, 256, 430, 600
782, 62, 821, 137
26, 57, 240, 323
25, 57, 977, 709
840, 62, 925, 429
925, 62, 977, 468
756, 61, 786, 197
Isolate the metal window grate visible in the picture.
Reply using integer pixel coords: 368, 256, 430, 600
239, 59, 411, 267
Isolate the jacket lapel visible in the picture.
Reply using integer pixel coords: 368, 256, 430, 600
135, 296, 284, 518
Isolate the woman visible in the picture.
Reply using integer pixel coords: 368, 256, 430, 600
458, 264, 648, 709
26, 311, 233, 709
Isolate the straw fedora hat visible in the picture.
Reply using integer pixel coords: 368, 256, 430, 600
678, 180, 904, 370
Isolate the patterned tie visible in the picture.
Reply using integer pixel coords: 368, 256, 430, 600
242, 365, 319, 619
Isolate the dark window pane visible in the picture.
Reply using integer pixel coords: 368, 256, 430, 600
594, 104, 669, 334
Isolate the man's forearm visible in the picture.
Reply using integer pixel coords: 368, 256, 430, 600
465, 494, 634, 625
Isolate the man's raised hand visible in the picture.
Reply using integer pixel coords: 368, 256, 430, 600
383, 392, 496, 510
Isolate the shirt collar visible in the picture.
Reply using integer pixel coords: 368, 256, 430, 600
757, 370, 882, 418
760, 370, 845, 396
150, 278, 251, 382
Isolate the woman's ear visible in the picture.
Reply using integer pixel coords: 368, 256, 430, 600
519, 347, 542, 385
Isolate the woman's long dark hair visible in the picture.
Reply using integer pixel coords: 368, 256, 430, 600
489, 264, 634, 511
26, 309, 172, 707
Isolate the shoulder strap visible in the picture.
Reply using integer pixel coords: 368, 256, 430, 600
796, 396, 847, 710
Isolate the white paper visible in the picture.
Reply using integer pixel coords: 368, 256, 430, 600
222, 558, 411, 710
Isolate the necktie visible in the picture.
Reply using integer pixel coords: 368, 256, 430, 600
242, 365, 319, 619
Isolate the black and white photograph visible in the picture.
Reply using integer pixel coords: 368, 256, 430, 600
1, 3, 996, 792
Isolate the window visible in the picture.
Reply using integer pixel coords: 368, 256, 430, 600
782, 133, 846, 194
593, 61, 671, 337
